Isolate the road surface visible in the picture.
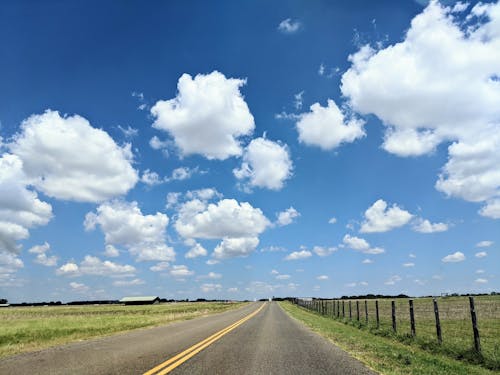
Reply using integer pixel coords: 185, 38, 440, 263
0, 302, 376, 374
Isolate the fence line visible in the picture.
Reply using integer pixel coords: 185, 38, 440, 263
293, 296, 485, 354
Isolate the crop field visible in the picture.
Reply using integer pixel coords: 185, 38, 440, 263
297, 295, 499, 370
0, 301, 245, 359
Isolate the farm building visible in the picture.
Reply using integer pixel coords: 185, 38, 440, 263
119, 296, 160, 305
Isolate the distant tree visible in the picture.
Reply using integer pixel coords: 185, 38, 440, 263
0, 299, 7, 304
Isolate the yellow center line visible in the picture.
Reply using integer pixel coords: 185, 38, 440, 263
143, 303, 266, 375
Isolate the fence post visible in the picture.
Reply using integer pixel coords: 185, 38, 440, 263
433, 298, 442, 343
349, 300, 352, 320
332, 300, 335, 317
356, 300, 360, 321
342, 300, 345, 318
365, 300, 368, 324
375, 300, 380, 329
337, 300, 340, 318
469, 296, 481, 353
409, 299, 416, 337
391, 300, 397, 333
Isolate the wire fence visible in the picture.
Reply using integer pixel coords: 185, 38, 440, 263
293, 295, 499, 370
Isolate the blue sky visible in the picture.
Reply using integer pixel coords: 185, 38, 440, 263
0, 0, 499, 302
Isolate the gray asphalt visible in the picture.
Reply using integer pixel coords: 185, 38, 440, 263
0, 302, 377, 374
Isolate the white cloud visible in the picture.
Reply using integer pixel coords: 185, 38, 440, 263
276, 274, 291, 280
442, 251, 466, 263
206, 259, 220, 265
318, 63, 325, 76
233, 137, 293, 191
103, 244, 120, 258
0, 251, 24, 285
409, 253, 417, 258
316, 275, 329, 281
475, 278, 488, 284
113, 278, 145, 287
412, 218, 448, 233
296, 99, 365, 150
343, 234, 385, 255
141, 170, 163, 186
0, 154, 52, 253
276, 207, 300, 226
151, 71, 255, 160
185, 188, 222, 202
185, 243, 208, 259
205, 272, 222, 279
29, 242, 57, 267
384, 275, 402, 285
362, 258, 373, 264
57, 256, 135, 277
294, 91, 304, 110
341, 2, 500, 216
84, 200, 174, 262
170, 167, 194, 181
328, 217, 337, 224
201, 283, 222, 293
475, 251, 488, 258
175, 198, 269, 244
476, 240, 493, 248
69, 282, 89, 293
9, 110, 138, 202
213, 237, 259, 259
360, 199, 413, 233
150, 262, 170, 272
403, 262, 415, 267
285, 250, 312, 260
227, 287, 238, 293
476, 269, 485, 274
278, 18, 301, 34
312, 246, 337, 257
149, 136, 170, 151
117, 125, 138, 138
170, 265, 194, 277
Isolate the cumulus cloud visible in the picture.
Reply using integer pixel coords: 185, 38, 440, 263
343, 234, 385, 255
276, 274, 291, 280
475, 251, 488, 258
278, 18, 301, 34
141, 170, 163, 186
442, 251, 466, 263
103, 244, 120, 258
0, 153, 52, 253
341, 2, 500, 217
201, 283, 222, 293
151, 71, 255, 160
475, 278, 488, 284
296, 99, 365, 150
384, 275, 402, 285
360, 199, 413, 233
328, 217, 337, 224
412, 218, 449, 233
69, 282, 89, 293
362, 258, 373, 264
476, 240, 493, 248
403, 262, 415, 267
312, 246, 337, 257
9, 110, 138, 202
234, 137, 293, 191
57, 255, 135, 277
285, 250, 312, 260
113, 278, 145, 287
84, 200, 174, 262
185, 243, 208, 259
0, 251, 24, 285
213, 237, 259, 259
169, 264, 194, 278
317, 275, 329, 280
28, 242, 57, 266
149, 262, 170, 272
276, 207, 300, 226
176, 198, 269, 239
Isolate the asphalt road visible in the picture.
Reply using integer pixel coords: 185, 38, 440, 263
0, 302, 377, 374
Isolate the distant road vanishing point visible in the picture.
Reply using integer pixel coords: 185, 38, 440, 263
0, 302, 376, 374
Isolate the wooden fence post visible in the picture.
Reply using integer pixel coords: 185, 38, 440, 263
409, 299, 416, 337
469, 296, 481, 353
391, 300, 397, 333
375, 300, 380, 329
433, 298, 442, 343
356, 300, 360, 321
365, 300, 368, 324
342, 300, 345, 318
337, 300, 340, 318
349, 300, 352, 320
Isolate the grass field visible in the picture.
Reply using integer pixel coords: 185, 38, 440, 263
280, 301, 499, 375
289, 296, 499, 371
0, 301, 245, 359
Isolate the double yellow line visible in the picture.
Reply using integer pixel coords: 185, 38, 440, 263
143, 303, 266, 375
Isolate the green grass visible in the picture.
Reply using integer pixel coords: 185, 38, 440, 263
0, 302, 245, 359
280, 301, 499, 375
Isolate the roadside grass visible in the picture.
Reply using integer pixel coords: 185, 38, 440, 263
0, 302, 245, 359
280, 301, 498, 375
